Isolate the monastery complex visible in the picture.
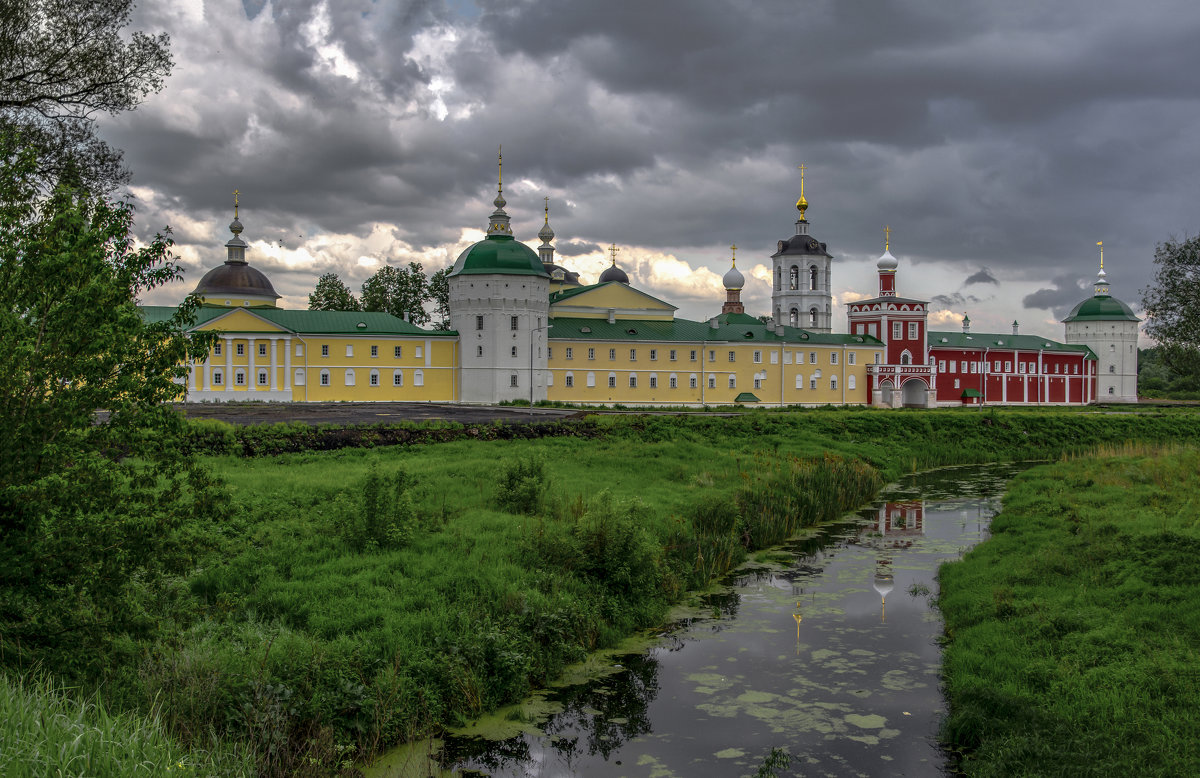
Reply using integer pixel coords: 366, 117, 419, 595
142, 167, 1140, 407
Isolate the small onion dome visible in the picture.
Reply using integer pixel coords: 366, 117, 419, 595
599, 263, 630, 284
538, 219, 555, 243
722, 261, 745, 290
229, 217, 244, 235
877, 247, 898, 272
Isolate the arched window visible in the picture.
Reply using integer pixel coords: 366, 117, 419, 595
728, 375, 736, 389
900, 352, 911, 366
393, 370, 403, 386
235, 369, 245, 386
319, 369, 330, 386
789, 265, 799, 290
789, 308, 799, 327
774, 267, 782, 291
257, 369, 268, 386
669, 373, 678, 388
1108, 365, 1115, 373
213, 370, 224, 386
629, 374, 637, 388
565, 371, 574, 388
1108, 386, 1115, 394
345, 369, 356, 386
809, 265, 818, 291
608, 372, 616, 388
369, 369, 380, 386
830, 376, 838, 390
809, 308, 818, 327
294, 369, 305, 386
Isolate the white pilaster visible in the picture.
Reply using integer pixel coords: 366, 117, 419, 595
224, 336, 233, 393
247, 337, 257, 391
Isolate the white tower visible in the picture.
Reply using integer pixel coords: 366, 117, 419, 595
1063, 242, 1140, 403
448, 151, 550, 404
771, 165, 833, 332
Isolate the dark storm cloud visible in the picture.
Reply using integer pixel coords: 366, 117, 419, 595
558, 239, 602, 257
931, 292, 984, 310
114, 0, 1200, 322
964, 269, 998, 286
1023, 276, 1092, 319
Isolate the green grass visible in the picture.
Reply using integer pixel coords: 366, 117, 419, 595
0, 674, 251, 777
938, 443, 1200, 776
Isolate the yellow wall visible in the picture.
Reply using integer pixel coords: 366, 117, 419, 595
546, 341, 872, 406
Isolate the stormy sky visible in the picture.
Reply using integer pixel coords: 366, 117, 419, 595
109, 0, 1200, 337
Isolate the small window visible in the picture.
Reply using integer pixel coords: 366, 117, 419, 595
566, 347, 573, 360
257, 370, 268, 385
394, 346, 402, 358
753, 351, 762, 363
954, 379, 961, 389
831, 352, 838, 365
214, 343, 222, 356
321, 345, 329, 357
709, 350, 715, 361
908, 322, 918, 339
690, 350, 697, 361
393, 371, 403, 386
236, 343, 245, 356
588, 348, 595, 360
770, 351, 779, 365
809, 352, 817, 364
754, 378, 762, 389
345, 369, 355, 386
476, 315, 484, 331
830, 376, 837, 390
476, 345, 483, 357
670, 350, 677, 361
415, 370, 424, 386
728, 376, 736, 389
1108, 386, 1115, 395
320, 370, 330, 386
510, 316, 519, 331
370, 370, 379, 386
630, 349, 637, 361
708, 376, 716, 389
565, 373, 574, 387
875, 353, 881, 364
650, 349, 657, 361
810, 378, 817, 390
848, 352, 855, 365
213, 370, 223, 385
1108, 365, 1115, 373
587, 372, 595, 387
235, 370, 245, 385
258, 343, 267, 356
415, 347, 422, 358
294, 369, 305, 386
669, 375, 677, 388
511, 346, 518, 358
609, 348, 616, 360
848, 375, 856, 390
510, 374, 519, 387
370, 345, 378, 358
608, 374, 616, 388
690, 375, 698, 389
629, 374, 637, 388
892, 322, 902, 340
649, 374, 657, 389
1004, 361, 1012, 373
547, 347, 553, 360
295, 344, 303, 357
346, 345, 353, 358
795, 375, 803, 389
728, 351, 735, 362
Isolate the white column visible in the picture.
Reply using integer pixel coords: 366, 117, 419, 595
247, 337, 257, 392
224, 336, 233, 393
269, 337, 279, 391
188, 363, 197, 393
203, 355, 211, 391
284, 337, 292, 391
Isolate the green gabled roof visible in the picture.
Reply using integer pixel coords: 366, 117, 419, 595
929, 330, 1095, 358
961, 388, 983, 398
1062, 294, 1140, 323
449, 234, 547, 277
548, 316, 883, 347
139, 305, 454, 336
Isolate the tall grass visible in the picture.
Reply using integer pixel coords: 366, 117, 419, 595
0, 674, 251, 777
938, 445, 1200, 776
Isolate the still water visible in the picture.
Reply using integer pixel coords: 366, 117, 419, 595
371, 464, 1022, 777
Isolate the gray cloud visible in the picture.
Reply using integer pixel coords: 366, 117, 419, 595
1023, 276, 1092, 319
558, 239, 602, 257
964, 268, 999, 286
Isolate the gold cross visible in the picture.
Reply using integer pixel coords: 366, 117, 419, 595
544, 196, 550, 222
884, 225, 891, 251
797, 163, 806, 196
1097, 240, 1104, 270
608, 243, 620, 264
730, 244, 737, 265
233, 188, 240, 218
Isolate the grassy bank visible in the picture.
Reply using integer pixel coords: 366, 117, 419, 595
938, 443, 1200, 776
12, 408, 1200, 775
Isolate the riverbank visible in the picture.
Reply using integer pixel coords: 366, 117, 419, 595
9, 409, 1200, 776
938, 443, 1200, 776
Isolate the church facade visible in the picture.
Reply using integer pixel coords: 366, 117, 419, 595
151, 170, 1138, 407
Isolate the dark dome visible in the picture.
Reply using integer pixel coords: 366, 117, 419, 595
192, 260, 280, 299
544, 262, 581, 285
772, 234, 830, 258
599, 264, 630, 284
449, 234, 547, 277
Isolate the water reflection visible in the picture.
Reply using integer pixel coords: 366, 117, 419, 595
381, 464, 1025, 777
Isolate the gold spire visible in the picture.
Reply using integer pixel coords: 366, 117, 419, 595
1097, 240, 1104, 271
544, 196, 550, 224
233, 188, 240, 219
730, 244, 737, 267
884, 225, 891, 251
497, 145, 503, 194
608, 243, 620, 265
796, 163, 809, 219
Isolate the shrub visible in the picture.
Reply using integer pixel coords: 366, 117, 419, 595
496, 455, 548, 515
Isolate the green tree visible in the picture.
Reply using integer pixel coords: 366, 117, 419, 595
428, 266, 451, 330
308, 271, 360, 311
0, 138, 219, 673
0, 0, 172, 192
360, 261, 430, 326
1141, 235, 1200, 379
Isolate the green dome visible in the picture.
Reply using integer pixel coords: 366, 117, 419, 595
1062, 294, 1139, 323
449, 235, 547, 277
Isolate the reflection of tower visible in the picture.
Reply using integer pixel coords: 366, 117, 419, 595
873, 559, 894, 623
873, 500, 925, 547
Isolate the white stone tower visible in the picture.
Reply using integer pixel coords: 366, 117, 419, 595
448, 150, 550, 404
771, 165, 833, 332
1063, 242, 1140, 402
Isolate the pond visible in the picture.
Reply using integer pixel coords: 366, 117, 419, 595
369, 463, 1023, 777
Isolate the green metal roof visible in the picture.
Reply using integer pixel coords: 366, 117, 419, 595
140, 305, 455, 336
961, 388, 983, 398
929, 330, 1095, 358
734, 392, 761, 403
548, 316, 883, 346
1062, 294, 1140, 323
549, 282, 678, 310
449, 234, 547, 277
